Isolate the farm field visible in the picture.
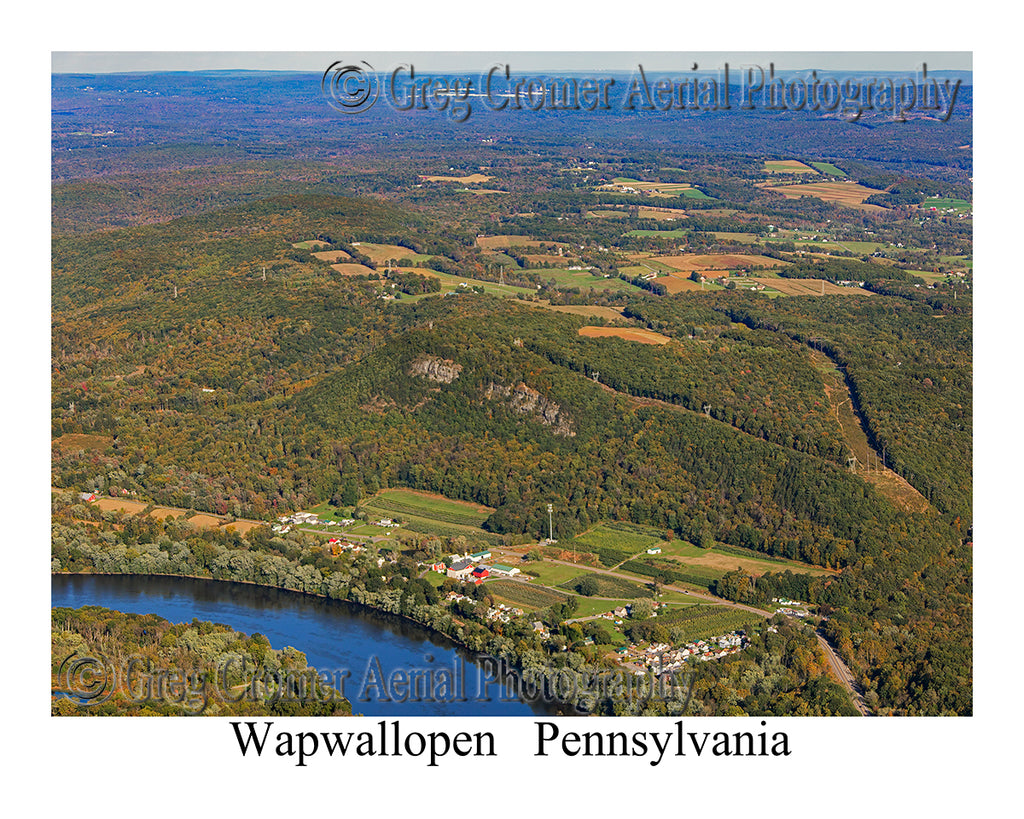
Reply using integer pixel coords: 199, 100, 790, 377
764, 181, 887, 212
364, 489, 493, 528
809, 161, 847, 176
311, 250, 352, 262
519, 561, 590, 586
567, 523, 668, 567
578, 326, 672, 345
331, 262, 377, 275
351, 243, 433, 264
656, 277, 713, 293
637, 207, 690, 220
476, 235, 571, 251
534, 267, 646, 293
410, 268, 536, 298
751, 277, 873, 296
487, 580, 569, 611
654, 539, 832, 577
921, 197, 971, 212
87, 496, 262, 534
291, 240, 330, 250
656, 253, 788, 272
764, 159, 817, 173
420, 173, 493, 183
605, 178, 711, 198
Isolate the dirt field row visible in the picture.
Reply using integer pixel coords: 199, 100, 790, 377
763, 181, 887, 212
578, 326, 672, 344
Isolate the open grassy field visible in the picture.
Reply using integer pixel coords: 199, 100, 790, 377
487, 580, 569, 610
351, 243, 433, 264
331, 263, 377, 276
764, 181, 887, 212
476, 235, 572, 251
809, 161, 847, 176
657, 253, 789, 272
534, 267, 646, 293
364, 489, 493, 527
622, 256, 680, 274
311, 250, 352, 262
420, 173, 493, 183
411, 268, 537, 299
578, 326, 672, 345
519, 561, 589, 586
604, 178, 711, 199
764, 160, 817, 174
921, 197, 971, 212
292, 240, 330, 250
656, 538, 833, 577
586, 210, 629, 219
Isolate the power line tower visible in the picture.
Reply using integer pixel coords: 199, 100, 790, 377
702, 403, 711, 418
847, 454, 858, 473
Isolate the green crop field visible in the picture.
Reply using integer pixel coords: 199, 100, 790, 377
519, 561, 589, 586
809, 162, 847, 176
487, 580, 569, 610
569, 523, 667, 567
365, 489, 492, 527
922, 197, 971, 212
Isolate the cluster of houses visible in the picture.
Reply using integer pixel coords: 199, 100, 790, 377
273, 511, 357, 534
617, 631, 749, 673
772, 597, 810, 618
326, 538, 365, 556
428, 550, 522, 584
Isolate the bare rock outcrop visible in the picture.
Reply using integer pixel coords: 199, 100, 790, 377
483, 381, 575, 437
408, 356, 463, 384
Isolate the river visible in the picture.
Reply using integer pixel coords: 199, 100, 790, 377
51, 574, 565, 717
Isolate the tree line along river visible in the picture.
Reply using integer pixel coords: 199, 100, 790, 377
51, 574, 564, 717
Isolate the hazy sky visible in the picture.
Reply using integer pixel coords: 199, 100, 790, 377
52, 51, 972, 74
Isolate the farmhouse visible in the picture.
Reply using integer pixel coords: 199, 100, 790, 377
646, 547, 662, 555
447, 559, 475, 580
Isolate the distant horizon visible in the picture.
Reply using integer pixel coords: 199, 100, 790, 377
52, 51, 972, 75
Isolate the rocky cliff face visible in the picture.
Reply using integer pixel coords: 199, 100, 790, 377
483, 381, 575, 437
408, 356, 463, 384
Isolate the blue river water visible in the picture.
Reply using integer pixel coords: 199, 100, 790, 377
51, 574, 566, 716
